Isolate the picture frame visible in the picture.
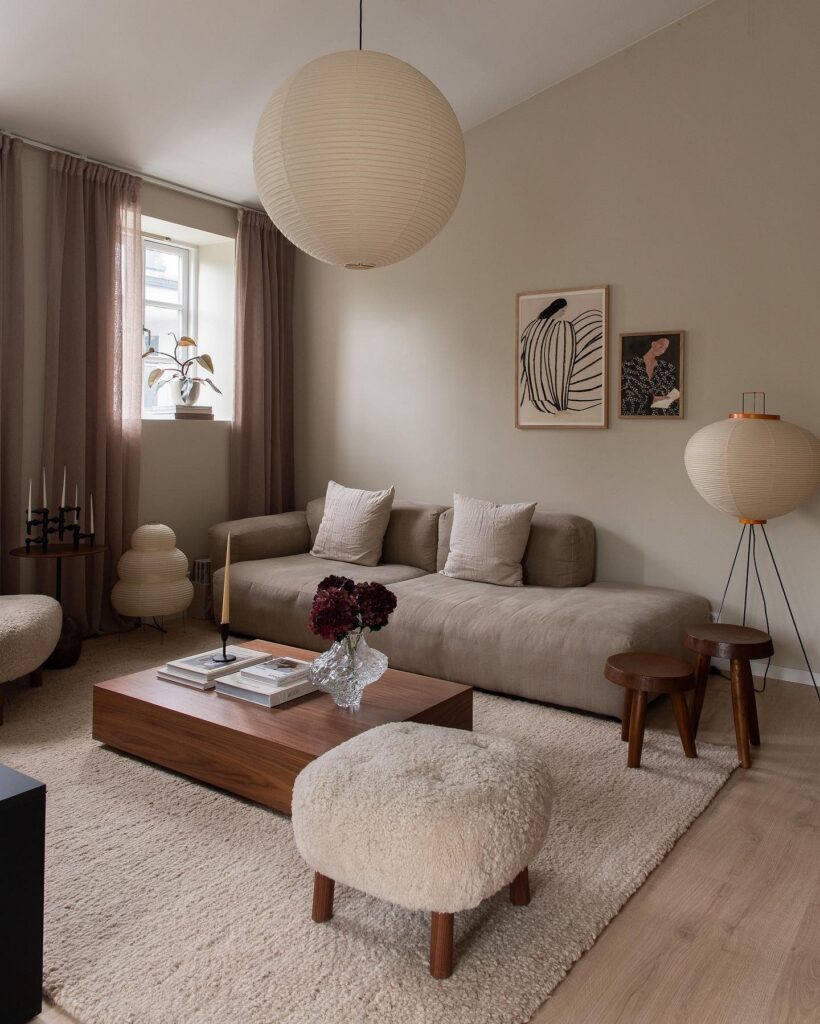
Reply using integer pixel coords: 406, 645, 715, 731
516, 285, 608, 429
618, 331, 685, 419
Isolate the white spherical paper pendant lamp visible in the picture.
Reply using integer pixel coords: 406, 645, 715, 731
684, 400, 820, 523
254, 48, 465, 270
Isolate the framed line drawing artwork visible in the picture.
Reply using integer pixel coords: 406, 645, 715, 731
618, 332, 685, 418
516, 285, 608, 429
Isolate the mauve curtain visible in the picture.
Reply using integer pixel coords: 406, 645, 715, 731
0, 136, 24, 594
230, 209, 295, 518
42, 154, 143, 633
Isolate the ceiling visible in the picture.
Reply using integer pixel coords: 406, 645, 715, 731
0, 1, 712, 206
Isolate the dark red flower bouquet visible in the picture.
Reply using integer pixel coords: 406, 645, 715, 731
308, 575, 397, 643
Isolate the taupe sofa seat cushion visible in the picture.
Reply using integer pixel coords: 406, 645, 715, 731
367, 576, 710, 718
213, 554, 426, 653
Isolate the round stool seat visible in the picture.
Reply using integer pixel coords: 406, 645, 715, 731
604, 651, 697, 768
684, 622, 772, 770
0, 595, 62, 683
293, 721, 553, 914
683, 623, 774, 662
604, 652, 695, 693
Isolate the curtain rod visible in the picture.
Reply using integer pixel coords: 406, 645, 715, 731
1, 127, 260, 214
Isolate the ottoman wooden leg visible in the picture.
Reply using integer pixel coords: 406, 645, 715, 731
739, 659, 761, 747
730, 660, 752, 769
312, 872, 335, 923
430, 912, 454, 980
690, 653, 710, 737
627, 691, 647, 768
621, 689, 634, 742
671, 692, 697, 758
29, 666, 43, 688
510, 866, 530, 906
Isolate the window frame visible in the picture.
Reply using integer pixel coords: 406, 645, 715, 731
141, 235, 199, 412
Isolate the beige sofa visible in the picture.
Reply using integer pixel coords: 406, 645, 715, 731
210, 499, 710, 719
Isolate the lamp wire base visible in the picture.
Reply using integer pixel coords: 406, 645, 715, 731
717, 523, 819, 702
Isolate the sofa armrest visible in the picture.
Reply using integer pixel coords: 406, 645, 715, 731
209, 512, 311, 571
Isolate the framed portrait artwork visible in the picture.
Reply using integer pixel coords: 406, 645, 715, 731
516, 285, 608, 429
618, 332, 685, 419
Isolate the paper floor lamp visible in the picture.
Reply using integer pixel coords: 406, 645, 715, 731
684, 393, 820, 698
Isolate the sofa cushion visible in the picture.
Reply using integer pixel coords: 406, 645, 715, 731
437, 507, 594, 587
311, 480, 395, 566
308, 496, 446, 574
214, 554, 426, 652
368, 575, 710, 718
523, 512, 595, 587
441, 493, 536, 587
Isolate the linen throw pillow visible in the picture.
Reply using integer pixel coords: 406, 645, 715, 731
311, 480, 395, 567
441, 493, 536, 587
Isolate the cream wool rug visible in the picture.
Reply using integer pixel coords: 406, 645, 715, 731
0, 623, 738, 1024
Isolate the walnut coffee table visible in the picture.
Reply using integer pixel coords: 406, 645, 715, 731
92, 639, 472, 814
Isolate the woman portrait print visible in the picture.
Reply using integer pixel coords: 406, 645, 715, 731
620, 333, 683, 417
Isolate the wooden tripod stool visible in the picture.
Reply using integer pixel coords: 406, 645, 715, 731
683, 624, 773, 769
605, 652, 697, 768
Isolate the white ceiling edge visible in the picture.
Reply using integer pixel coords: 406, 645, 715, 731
0, 0, 718, 207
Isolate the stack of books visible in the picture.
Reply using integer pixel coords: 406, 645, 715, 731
144, 404, 215, 421
216, 657, 315, 708
158, 646, 271, 690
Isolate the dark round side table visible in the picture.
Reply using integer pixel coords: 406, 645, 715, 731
10, 543, 107, 668
604, 652, 697, 769
683, 623, 773, 769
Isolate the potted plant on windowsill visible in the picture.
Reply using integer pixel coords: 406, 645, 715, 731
143, 333, 221, 406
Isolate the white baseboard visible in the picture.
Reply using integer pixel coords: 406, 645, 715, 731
711, 657, 817, 688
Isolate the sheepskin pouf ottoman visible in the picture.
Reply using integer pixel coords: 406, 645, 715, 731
292, 721, 553, 979
0, 594, 62, 724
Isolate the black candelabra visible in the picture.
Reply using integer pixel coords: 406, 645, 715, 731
25, 504, 95, 553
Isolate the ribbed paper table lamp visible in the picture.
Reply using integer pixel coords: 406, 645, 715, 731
684, 393, 820, 699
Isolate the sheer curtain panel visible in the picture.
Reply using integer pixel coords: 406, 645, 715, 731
0, 135, 24, 594
42, 154, 143, 632
230, 209, 296, 518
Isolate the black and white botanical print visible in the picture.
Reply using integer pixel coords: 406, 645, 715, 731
516, 287, 608, 428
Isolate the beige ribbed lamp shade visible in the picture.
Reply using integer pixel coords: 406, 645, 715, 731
253, 50, 466, 269
684, 414, 820, 522
111, 524, 193, 618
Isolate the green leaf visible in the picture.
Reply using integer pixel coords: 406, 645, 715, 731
204, 379, 223, 395
141, 347, 155, 358
147, 368, 165, 387
195, 354, 214, 373
178, 336, 197, 347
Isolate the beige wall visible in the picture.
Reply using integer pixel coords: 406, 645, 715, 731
294, 0, 820, 673
17, 149, 236, 578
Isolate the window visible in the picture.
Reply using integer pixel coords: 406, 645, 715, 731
142, 237, 197, 412
140, 217, 235, 421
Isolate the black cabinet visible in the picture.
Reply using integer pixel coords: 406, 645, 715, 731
0, 764, 45, 1023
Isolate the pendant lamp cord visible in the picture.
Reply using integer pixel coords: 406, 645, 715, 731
359, 0, 363, 49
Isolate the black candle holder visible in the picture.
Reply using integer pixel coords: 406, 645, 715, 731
211, 622, 236, 664
23, 505, 94, 552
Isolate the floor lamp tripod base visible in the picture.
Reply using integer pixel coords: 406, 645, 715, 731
718, 521, 818, 701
